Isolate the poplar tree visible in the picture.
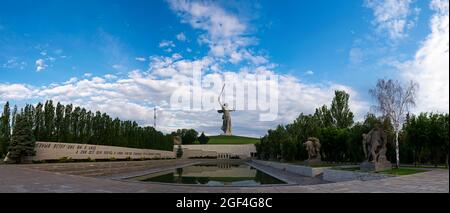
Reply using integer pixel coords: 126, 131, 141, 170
330, 90, 354, 129
34, 103, 44, 141
43, 100, 55, 141
55, 102, 64, 142
0, 102, 11, 156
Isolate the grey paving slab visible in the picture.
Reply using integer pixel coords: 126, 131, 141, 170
0, 163, 448, 193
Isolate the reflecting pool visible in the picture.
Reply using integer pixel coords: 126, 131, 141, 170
129, 163, 286, 186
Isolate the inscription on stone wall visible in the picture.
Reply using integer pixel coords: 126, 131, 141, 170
32, 141, 175, 161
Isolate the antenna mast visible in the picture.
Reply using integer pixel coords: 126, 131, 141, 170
153, 107, 157, 129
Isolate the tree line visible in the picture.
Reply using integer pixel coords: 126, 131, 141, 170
0, 100, 174, 159
170, 129, 210, 145
256, 86, 449, 166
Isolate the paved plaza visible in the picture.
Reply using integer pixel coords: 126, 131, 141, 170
0, 159, 448, 193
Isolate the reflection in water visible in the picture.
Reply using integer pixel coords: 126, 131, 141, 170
132, 163, 286, 186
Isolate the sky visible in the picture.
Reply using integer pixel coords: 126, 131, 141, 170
0, 0, 449, 137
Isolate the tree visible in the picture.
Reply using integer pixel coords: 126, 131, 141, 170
43, 100, 55, 141
369, 79, 418, 168
54, 102, 64, 142
0, 102, 11, 156
177, 129, 198, 144
330, 90, 354, 128
62, 104, 72, 143
7, 113, 36, 163
198, 132, 210, 144
314, 105, 333, 128
34, 103, 44, 141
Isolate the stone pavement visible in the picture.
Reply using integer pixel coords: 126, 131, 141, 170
0, 163, 448, 193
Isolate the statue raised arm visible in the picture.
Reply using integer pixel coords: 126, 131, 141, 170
217, 84, 233, 135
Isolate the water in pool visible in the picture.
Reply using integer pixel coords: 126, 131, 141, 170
129, 163, 286, 186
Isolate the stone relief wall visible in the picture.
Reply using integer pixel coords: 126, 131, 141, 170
31, 141, 175, 161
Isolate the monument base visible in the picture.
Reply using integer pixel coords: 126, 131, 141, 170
360, 161, 392, 172
305, 158, 322, 166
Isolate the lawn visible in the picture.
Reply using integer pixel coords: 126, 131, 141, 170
266, 160, 357, 168
378, 168, 427, 176
199, 135, 260, 144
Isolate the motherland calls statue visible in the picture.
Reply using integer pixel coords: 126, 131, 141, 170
360, 126, 392, 172
304, 137, 321, 165
217, 84, 234, 136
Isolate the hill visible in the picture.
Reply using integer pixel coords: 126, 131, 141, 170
199, 135, 260, 144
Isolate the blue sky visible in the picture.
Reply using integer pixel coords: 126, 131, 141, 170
0, 0, 448, 136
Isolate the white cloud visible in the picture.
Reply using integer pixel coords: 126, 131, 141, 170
168, 0, 268, 66
176, 32, 186, 41
0, 1, 371, 136
0, 83, 34, 100
35, 58, 47, 72
349, 47, 364, 64
398, 0, 449, 113
54, 49, 63, 55
104, 74, 117, 80
2, 58, 27, 70
159, 40, 175, 48
305, 70, 314, 75
64, 77, 78, 84
135, 57, 146, 62
1, 60, 368, 136
365, 0, 419, 40
112, 64, 123, 70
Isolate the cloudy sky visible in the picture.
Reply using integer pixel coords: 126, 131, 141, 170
0, 0, 448, 137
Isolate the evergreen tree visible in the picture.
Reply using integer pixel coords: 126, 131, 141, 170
7, 113, 36, 163
198, 132, 210, 144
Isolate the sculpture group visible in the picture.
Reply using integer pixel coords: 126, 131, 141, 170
304, 137, 321, 165
360, 126, 392, 172
300, 126, 391, 170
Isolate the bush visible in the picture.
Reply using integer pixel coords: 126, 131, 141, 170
58, 156, 73, 163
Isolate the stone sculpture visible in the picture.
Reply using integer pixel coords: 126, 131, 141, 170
360, 126, 392, 172
304, 137, 321, 165
217, 84, 234, 135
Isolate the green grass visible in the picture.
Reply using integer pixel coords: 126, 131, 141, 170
335, 167, 361, 171
378, 168, 427, 176
196, 135, 260, 145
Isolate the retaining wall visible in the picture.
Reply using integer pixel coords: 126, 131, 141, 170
30, 141, 175, 161
251, 159, 326, 177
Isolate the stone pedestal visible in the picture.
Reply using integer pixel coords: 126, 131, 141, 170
305, 158, 322, 167
360, 161, 392, 172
